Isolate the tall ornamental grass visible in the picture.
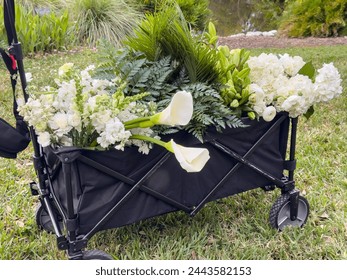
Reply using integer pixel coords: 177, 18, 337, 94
68, 0, 142, 47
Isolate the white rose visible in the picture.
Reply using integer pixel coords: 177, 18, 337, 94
262, 106, 277, 122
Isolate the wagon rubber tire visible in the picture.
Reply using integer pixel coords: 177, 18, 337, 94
35, 204, 62, 234
82, 250, 113, 260
269, 193, 309, 230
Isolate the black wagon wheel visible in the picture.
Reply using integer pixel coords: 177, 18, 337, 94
269, 193, 309, 230
35, 203, 63, 234
82, 250, 113, 260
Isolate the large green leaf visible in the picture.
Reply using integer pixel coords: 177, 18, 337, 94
298, 61, 316, 81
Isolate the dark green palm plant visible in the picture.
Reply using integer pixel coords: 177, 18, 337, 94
68, 0, 142, 47
125, 6, 220, 84
138, 0, 211, 30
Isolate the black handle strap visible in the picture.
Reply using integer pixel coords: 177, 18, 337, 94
4, 0, 16, 45
1, 0, 29, 138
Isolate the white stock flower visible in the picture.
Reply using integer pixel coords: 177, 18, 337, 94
50, 112, 69, 130
58, 63, 74, 76
25, 73, 33, 83
37, 132, 51, 147
97, 118, 131, 149
262, 106, 276, 122
48, 112, 73, 137
53, 80, 76, 110
166, 140, 210, 172
60, 136, 73, 146
67, 113, 81, 130
152, 91, 193, 126
90, 110, 112, 133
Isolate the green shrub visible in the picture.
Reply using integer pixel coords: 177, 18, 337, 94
279, 0, 347, 37
68, 0, 142, 47
138, 0, 211, 30
252, 0, 286, 31
0, 4, 72, 54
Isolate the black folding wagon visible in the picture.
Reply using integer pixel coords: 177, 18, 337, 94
1, 0, 309, 260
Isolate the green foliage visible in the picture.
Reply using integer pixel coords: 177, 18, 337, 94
0, 4, 72, 55
68, 0, 142, 47
279, 0, 347, 37
177, 83, 246, 142
97, 41, 245, 140
97, 41, 178, 99
125, 6, 220, 84
215, 46, 253, 117
138, 0, 211, 30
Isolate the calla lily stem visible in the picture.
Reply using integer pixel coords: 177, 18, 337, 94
124, 116, 156, 130
130, 134, 174, 152
124, 116, 151, 126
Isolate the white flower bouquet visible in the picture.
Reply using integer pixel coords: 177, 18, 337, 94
19, 63, 210, 172
246, 53, 343, 119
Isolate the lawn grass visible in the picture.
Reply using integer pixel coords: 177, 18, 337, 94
0, 45, 346, 260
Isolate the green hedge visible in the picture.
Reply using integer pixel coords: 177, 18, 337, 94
279, 0, 347, 37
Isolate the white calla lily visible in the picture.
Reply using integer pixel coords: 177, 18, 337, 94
124, 91, 194, 129
166, 140, 210, 172
130, 135, 210, 173
151, 90, 193, 126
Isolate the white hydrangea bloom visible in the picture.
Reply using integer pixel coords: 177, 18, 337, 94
247, 53, 343, 119
314, 63, 343, 102
279, 54, 305, 76
280, 95, 308, 118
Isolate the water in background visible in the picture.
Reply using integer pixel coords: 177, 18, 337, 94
209, 0, 277, 36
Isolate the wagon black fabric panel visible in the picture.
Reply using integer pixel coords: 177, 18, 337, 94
76, 147, 176, 233
142, 115, 288, 206
206, 114, 289, 201
78, 182, 176, 234
48, 114, 290, 234
48, 145, 177, 234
